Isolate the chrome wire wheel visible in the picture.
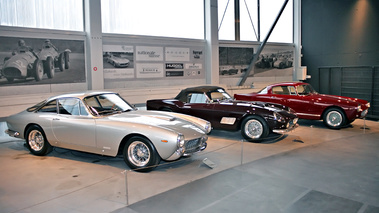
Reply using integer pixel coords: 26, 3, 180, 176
127, 141, 151, 167
28, 129, 45, 152
244, 119, 263, 139
326, 110, 343, 127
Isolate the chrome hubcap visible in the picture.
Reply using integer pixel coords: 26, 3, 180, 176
326, 111, 342, 127
128, 141, 150, 167
37, 63, 43, 78
244, 119, 263, 139
28, 130, 44, 151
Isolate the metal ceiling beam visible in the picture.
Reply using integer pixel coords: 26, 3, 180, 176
238, 0, 289, 86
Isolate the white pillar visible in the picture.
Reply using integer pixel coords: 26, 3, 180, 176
84, 0, 104, 90
204, 0, 220, 85
293, 0, 305, 81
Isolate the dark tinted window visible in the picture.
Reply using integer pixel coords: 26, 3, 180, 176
38, 100, 57, 113
27, 100, 46, 112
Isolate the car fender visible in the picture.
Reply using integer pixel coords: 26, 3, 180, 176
94, 119, 183, 159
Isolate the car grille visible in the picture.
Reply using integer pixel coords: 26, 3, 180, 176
185, 138, 201, 153
3, 68, 21, 77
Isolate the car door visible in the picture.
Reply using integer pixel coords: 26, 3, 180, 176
180, 92, 215, 123
263, 86, 289, 106
51, 98, 96, 148
277, 86, 307, 113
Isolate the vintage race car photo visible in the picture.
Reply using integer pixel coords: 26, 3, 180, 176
2, 50, 45, 83
107, 53, 130, 68
146, 86, 299, 141
234, 82, 370, 129
5, 91, 211, 172
38, 39, 70, 72
1, 39, 70, 83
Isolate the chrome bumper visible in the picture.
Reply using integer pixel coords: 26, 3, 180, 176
166, 138, 208, 161
5, 129, 20, 138
273, 123, 299, 134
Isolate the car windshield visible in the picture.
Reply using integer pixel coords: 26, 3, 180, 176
209, 89, 233, 102
296, 84, 317, 95
83, 93, 134, 116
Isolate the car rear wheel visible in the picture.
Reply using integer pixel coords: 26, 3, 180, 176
241, 115, 269, 141
33, 59, 44, 81
45, 56, 55, 79
64, 52, 70, 69
58, 53, 65, 71
323, 108, 346, 129
25, 125, 53, 156
123, 136, 160, 172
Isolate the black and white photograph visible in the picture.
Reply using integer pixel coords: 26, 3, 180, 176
0, 36, 85, 86
103, 45, 135, 80
1, 1, 378, 213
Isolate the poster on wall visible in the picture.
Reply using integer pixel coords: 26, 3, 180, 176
103, 45, 134, 79
219, 46, 294, 79
165, 47, 190, 61
103, 44, 205, 85
0, 36, 85, 86
136, 46, 163, 61
136, 63, 164, 78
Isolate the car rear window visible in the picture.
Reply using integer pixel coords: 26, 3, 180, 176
27, 100, 46, 112
38, 100, 58, 113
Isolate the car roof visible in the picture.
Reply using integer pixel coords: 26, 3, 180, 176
267, 82, 308, 88
179, 86, 225, 94
46, 91, 115, 102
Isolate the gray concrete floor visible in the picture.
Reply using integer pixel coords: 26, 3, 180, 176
0, 118, 378, 213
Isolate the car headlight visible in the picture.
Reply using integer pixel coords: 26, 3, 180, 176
204, 121, 212, 134
366, 102, 370, 108
177, 134, 185, 148
357, 105, 362, 112
273, 112, 284, 123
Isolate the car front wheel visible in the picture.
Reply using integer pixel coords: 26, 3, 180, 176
45, 56, 55, 79
33, 59, 44, 81
241, 115, 269, 141
323, 108, 346, 129
123, 136, 160, 172
25, 125, 53, 156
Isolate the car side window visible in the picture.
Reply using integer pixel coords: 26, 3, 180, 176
58, 98, 88, 116
188, 93, 207, 103
289, 86, 297, 95
272, 86, 290, 95
38, 100, 57, 113
210, 92, 224, 101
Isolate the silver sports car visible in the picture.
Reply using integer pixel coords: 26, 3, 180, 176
5, 91, 211, 172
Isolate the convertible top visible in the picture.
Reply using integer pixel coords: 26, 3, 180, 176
175, 86, 225, 99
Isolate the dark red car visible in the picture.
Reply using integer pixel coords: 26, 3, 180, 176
234, 82, 370, 129
146, 86, 299, 141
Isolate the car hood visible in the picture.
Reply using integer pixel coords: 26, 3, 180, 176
4, 53, 34, 68
106, 110, 207, 136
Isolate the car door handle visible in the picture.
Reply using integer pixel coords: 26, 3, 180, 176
53, 118, 60, 121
